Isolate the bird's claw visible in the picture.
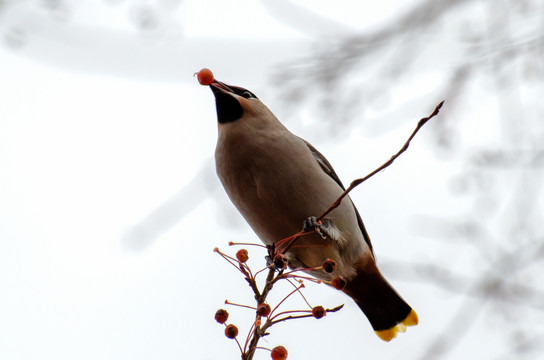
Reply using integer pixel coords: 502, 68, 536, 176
303, 216, 328, 239
265, 255, 273, 267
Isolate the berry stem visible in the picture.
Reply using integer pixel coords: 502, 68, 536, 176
225, 300, 257, 311
269, 284, 305, 318
229, 241, 267, 248
284, 277, 313, 308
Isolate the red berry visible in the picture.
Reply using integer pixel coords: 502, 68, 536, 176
225, 324, 239, 339
322, 258, 337, 273
236, 249, 249, 263
312, 306, 326, 319
271, 345, 288, 360
257, 303, 271, 317
214, 309, 229, 324
194, 68, 214, 85
331, 276, 346, 290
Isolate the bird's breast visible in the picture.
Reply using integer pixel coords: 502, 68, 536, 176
216, 128, 343, 242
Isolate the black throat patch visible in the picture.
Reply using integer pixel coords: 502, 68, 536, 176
213, 90, 243, 124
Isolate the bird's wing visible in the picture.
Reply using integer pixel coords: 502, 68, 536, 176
301, 138, 374, 255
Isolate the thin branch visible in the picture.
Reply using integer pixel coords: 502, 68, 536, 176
317, 100, 444, 221
259, 267, 282, 302
269, 304, 344, 326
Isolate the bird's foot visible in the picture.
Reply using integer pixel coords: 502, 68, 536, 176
265, 255, 274, 267
303, 216, 328, 239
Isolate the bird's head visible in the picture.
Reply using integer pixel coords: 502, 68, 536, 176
209, 80, 272, 125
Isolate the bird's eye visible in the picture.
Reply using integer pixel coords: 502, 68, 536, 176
241, 91, 253, 99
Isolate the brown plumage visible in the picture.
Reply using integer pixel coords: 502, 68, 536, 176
210, 79, 418, 341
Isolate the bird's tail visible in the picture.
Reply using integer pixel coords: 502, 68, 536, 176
343, 261, 418, 341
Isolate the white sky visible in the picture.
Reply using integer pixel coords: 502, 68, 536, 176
1, 1, 543, 360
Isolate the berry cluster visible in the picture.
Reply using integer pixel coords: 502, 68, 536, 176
213, 244, 345, 360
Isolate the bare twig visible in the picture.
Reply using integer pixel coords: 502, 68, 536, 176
268, 304, 344, 326
216, 245, 345, 360
317, 100, 444, 221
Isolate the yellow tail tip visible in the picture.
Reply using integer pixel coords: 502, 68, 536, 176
375, 328, 398, 342
375, 309, 419, 342
403, 309, 419, 326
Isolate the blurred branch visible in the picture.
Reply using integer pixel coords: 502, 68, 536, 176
383, 258, 544, 311
391, 237, 544, 359
121, 160, 217, 250
259, 0, 353, 37
495, 330, 544, 360
272, 0, 543, 148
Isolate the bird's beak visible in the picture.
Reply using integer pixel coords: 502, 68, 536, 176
209, 80, 244, 124
210, 80, 235, 96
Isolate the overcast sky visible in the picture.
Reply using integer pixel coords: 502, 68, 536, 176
1, 1, 543, 360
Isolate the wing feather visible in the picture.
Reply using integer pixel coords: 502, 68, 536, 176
301, 138, 374, 255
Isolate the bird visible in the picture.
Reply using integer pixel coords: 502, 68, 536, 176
208, 78, 418, 341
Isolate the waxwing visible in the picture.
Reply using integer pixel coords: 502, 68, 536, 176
209, 79, 418, 341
